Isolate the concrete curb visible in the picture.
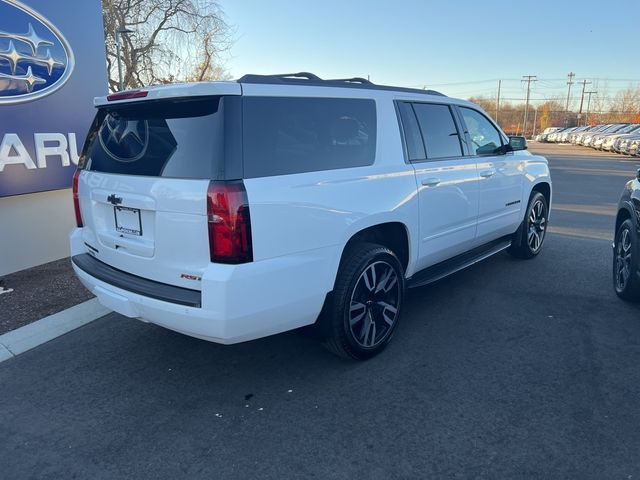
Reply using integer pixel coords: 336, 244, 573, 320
0, 298, 110, 363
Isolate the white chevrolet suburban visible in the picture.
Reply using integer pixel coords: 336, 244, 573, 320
70, 73, 552, 359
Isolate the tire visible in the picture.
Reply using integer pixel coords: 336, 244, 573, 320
508, 191, 549, 259
320, 242, 405, 360
613, 219, 640, 302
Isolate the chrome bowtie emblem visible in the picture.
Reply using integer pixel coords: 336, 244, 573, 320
0, 0, 74, 104
99, 115, 150, 163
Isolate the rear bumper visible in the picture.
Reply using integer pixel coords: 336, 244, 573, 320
73, 254, 201, 307
70, 229, 338, 344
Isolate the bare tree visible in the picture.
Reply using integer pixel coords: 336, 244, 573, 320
609, 86, 640, 123
102, 0, 234, 92
589, 81, 608, 124
470, 86, 640, 133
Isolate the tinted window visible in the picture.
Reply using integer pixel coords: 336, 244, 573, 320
80, 97, 230, 179
243, 97, 376, 178
397, 102, 426, 161
412, 103, 462, 159
460, 107, 504, 155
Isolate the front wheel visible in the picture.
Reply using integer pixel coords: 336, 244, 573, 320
508, 191, 549, 259
613, 219, 640, 302
321, 243, 405, 360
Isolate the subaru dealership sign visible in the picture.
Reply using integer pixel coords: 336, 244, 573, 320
0, 0, 106, 197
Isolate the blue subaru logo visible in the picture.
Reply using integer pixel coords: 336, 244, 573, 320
0, 0, 74, 105
98, 115, 149, 162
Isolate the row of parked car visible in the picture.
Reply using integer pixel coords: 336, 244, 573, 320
535, 123, 640, 155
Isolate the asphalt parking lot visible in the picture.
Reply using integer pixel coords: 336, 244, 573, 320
2, 143, 640, 479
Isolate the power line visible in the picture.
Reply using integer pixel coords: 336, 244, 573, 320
415, 78, 519, 87
485, 95, 633, 102
413, 77, 640, 89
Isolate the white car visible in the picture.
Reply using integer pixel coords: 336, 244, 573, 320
535, 126, 564, 142
70, 73, 552, 359
603, 125, 640, 151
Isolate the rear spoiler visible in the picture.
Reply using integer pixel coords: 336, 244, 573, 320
94, 81, 242, 107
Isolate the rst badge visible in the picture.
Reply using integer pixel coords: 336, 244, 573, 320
0, 0, 75, 105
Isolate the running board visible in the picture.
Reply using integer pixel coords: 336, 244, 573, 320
407, 237, 512, 289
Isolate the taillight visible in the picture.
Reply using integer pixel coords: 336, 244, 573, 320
72, 169, 83, 227
207, 181, 253, 264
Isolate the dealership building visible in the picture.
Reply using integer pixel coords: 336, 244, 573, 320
0, 0, 107, 276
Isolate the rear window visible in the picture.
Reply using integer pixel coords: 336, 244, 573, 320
242, 97, 377, 178
79, 97, 238, 179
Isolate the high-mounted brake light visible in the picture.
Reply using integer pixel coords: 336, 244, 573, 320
107, 90, 148, 102
72, 170, 83, 227
207, 181, 253, 264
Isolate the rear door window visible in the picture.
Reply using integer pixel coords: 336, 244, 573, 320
412, 103, 463, 159
242, 97, 376, 178
80, 97, 237, 179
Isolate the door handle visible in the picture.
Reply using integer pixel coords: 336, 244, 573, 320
421, 178, 441, 187
480, 169, 496, 178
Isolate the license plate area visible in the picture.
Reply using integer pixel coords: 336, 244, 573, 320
114, 206, 142, 236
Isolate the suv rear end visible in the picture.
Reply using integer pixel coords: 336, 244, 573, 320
70, 79, 386, 345
72, 83, 253, 341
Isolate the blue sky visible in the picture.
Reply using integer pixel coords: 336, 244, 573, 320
220, 0, 638, 106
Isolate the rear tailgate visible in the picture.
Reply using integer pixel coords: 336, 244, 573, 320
79, 172, 209, 289
76, 90, 241, 290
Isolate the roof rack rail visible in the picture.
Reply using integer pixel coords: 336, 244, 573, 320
421, 89, 446, 96
238, 72, 322, 83
237, 72, 446, 97
328, 77, 373, 85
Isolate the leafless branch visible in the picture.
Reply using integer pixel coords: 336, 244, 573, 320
102, 0, 235, 91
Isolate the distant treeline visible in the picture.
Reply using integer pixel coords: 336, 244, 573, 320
470, 86, 640, 136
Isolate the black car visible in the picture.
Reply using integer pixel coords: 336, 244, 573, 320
614, 169, 640, 300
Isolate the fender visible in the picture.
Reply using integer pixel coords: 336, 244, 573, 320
617, 179, 640, 233
521, 155, 552, 218
615, 182, 640, 281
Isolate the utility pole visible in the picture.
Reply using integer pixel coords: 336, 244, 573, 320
496, 79, 501, 123
522, 75, 537, 138
578, 79, 591, 115
565, 72, 575, 111
532, 106, 538, 138
585, 90, 597, 126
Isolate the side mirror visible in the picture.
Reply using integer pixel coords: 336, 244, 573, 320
508, 136, 528, 151
637, 168, 640, 181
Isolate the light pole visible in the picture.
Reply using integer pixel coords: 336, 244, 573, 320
115, 26, 134, 91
